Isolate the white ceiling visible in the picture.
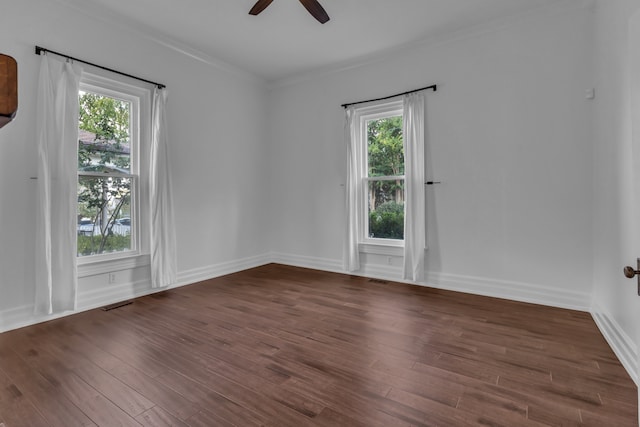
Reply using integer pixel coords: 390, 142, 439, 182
67, 0, 571, 82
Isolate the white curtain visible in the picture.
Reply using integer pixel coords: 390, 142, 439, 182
343, 107, 360, 272
402, 93, 426, 282
35, 55, 82, 314
150, 88, 178, 288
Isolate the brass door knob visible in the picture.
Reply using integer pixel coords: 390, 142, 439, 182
624, 259, 640, 296
624, 266, 640, 278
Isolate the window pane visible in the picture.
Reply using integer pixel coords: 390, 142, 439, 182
78, 92, 131, 174
368, 179, 404, 240
77, 176, 132, 257
367, 115, 404, 177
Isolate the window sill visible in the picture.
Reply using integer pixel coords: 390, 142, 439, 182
359, 243, 404, 256
78, 253, 151, 278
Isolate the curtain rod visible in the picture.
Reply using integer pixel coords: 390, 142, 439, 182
35, 46, 166, 89
341, 84, 437, 109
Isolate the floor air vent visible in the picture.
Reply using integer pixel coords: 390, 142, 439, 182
368, 278, 389, 284
101, 300, 133, 311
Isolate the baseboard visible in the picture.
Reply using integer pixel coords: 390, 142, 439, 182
0, 253, 272, 333
270, 252, 344, 274
424, 272, 591, 312
270, 253, 591, 312
591, 302, 638, 386
0, 305, 40, 333
176, 253, 272, 286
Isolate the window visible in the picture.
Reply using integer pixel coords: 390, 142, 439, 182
357, 101, 405, 246
76, 74, 149, 262
345, 93, 425, 277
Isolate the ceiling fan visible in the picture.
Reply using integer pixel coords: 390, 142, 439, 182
249, 0, 330, 24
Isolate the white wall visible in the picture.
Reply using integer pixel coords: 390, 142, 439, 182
0, 0, 270, 331
268, 2, 596, 310
591, 0, 640, 382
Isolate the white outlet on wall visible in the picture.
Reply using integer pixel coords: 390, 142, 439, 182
108, 272, 116, 284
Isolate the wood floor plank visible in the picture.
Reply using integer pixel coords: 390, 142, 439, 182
456, 388, 529, 422
580, 405, 639, 427
0, 264, 636, 426
27, 323, 201, 422
184, 409, 237, 427
8, 327, 155, 419
153, 355, 321, 426
92, 356, 201, 421
135, 406, 190, 427
0, 367, 50, 427
110, 315, 327, 424
5, 332, 141, 426
156, 370, 265, 426
0, 346, 96, 427
48, 371, 141, 427
63, 316, 169, 379
313, 407, 371, 427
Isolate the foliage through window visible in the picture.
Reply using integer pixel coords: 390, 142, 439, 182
77, 88, 136, 257
364, 106, 405, 241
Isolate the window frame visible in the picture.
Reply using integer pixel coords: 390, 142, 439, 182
355, 100, 405, 249
76, 72, 152, 276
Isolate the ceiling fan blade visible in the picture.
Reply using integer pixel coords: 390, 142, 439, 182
299, 0, 330, 24
249, 0, 274, 16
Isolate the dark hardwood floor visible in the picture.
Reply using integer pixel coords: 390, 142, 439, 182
0, 264, 636, 426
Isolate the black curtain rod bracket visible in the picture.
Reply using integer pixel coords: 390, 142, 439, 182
35, 46, 166, 89
341, 84, 437, 109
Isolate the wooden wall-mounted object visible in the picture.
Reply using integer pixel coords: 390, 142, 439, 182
0, 54, 18, 129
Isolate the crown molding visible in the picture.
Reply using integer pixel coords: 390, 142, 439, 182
51, 0, 265, 86
47, 0, 594, 93
269, 0, 595, 90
